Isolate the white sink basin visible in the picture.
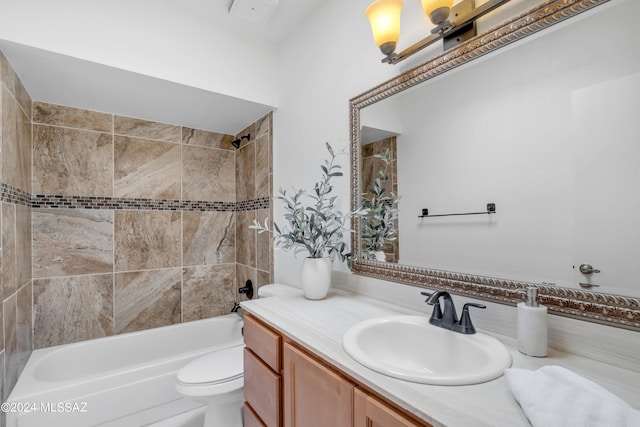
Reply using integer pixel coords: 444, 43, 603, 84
342, 315, 512, 385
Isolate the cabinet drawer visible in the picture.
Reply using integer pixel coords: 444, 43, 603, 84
244, 313, 282, 372
244, 348, 282, 427
243, 402, 267, 427
354, 388, 429, 427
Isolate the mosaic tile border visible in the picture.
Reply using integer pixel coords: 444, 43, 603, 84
1, 184, 269, 212
1, 183, 31, 207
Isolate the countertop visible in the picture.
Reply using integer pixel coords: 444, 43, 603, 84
241, 289, 640, 427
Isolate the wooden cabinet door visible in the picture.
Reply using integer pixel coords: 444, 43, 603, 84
283, 342, 354, 427
244, 403, 267, 427
244, 348, 282, 427
354, 388, 428, 427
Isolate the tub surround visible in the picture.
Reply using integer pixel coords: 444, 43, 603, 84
240, 289, 640, 427
1, 51, 33, 410
30, 103, 273, 350
0, 47, 275, 404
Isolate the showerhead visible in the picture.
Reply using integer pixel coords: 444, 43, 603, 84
231, 133, 251, 149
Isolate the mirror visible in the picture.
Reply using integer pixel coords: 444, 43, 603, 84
350, 0, 640, 331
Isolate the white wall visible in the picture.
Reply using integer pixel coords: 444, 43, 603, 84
0, 0, 280, 106
273, 0, 394, 285
272, 0, 547, 285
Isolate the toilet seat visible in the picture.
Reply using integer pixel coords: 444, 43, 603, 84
176, 345, 244, 397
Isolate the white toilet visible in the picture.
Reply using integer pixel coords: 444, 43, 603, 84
175, 345, 245, 427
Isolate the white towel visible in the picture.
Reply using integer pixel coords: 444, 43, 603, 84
505, 365, 640, 427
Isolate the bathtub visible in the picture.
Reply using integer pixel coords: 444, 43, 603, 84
6, 314, 244, 427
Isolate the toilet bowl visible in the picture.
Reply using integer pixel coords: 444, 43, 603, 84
175, 345, 245, 427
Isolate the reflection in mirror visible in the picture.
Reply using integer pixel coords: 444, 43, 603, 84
360, 138, 399, 262
351, 0, 640, 330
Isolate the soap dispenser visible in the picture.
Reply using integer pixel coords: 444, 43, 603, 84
517, 287, 548, 357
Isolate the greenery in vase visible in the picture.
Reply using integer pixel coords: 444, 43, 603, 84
250, 142, 361, 264
360, 147, 399, 260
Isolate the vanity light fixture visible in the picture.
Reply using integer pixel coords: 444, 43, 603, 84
365, 0, 512, 64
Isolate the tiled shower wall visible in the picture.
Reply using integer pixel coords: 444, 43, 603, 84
31, 103, 273, 349
1, 52, 34, 408
0, 50, 274, 405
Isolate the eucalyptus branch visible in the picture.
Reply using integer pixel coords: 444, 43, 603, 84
361, 147, 399, 259
250, 142, 360, 264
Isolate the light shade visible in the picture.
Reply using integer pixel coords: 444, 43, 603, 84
365, 0, 403, 56
421, 0, 454, 25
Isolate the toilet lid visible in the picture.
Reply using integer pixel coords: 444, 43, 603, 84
177, 345, 244, 386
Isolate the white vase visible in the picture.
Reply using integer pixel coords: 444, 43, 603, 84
301, 257, 331, 300
374, 251, 387, 262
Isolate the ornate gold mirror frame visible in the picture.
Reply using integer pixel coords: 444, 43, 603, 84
350, 0, 640, 331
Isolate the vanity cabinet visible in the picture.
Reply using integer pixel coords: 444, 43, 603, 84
243, 314, 282, 427
243, 313, 431, 427
354, 388, 425, 427
283, 342, 354, 427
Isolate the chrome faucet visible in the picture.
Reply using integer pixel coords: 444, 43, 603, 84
421, 291, 486, 334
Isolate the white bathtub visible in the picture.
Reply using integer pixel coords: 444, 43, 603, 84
6, 314, 244, 427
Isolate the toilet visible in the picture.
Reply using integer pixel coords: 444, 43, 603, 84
175, 284, 302, 426
175, 345, 244, 427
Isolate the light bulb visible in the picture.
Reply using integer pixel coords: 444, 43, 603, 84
365, 0, 403, 56
421, 0, 453, 25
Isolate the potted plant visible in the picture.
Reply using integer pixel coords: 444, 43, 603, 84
251, 143, 360, 299
360, 148, 399, 262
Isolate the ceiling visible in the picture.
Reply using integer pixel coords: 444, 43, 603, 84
0, 0, 325, 135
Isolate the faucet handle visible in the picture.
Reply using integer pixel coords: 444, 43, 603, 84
457, 303, 486, 334
421, 291, 443, 325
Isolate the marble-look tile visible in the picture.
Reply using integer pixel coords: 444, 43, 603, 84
257, 269, 272, 288
32, 102, 112, 132
235, 210, 256, 267
13, 72, 31, 121
255, 134, 270, 199
235, 123, 254, 146
32, 209, 113, 279
3, 294, 18, 397
114, 116, 181, 143
2, 203, 16, 296
361, 156, 374, 196
2, 86, 31, 192
33, 125, 114, 197
182, 146, 235, 202
236, 141, 255, 202
114, 268, 181, 334
114, 210, 181, 272
0, 52, 31, 119
182, 128, 234, 150
1, 350, 5, 405
362, 143, 373, 158
236, 264, 256, 303
254, 112, 271, 140
15, 205, 31, 289
183, 264, 236, 321
16, 282, 32, 369
33, 274, 114, 348
0, 295, 3, 354
256, 208, 271, 272
114, 136, 181, 199
0, 50, 16, 95
183, 211, 235, 266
